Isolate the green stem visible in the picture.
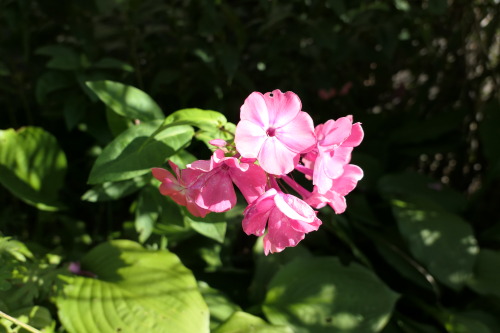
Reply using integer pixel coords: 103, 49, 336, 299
0, 310, 42, 333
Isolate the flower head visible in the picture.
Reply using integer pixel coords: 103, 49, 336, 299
234, 89, 316, 175
242, 188, 322, 255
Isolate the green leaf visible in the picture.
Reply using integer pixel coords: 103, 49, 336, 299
392, 200, 478, 290
86, 80, 164, 121
135, 186, 162, 243
92, 58, 134, 72
213, 311, 293, 333
184, 211, 227, 243
263, 257, 399, 333
36, 45, 82, 70
56, 240, 209, 333
199, 281, 241, 330
0, 237, 33, 262
467, 250, 500, 297
0, 127, 67, 211
0, 306, 54, 333
88, 120, 193, 184
81, 175, 149, 202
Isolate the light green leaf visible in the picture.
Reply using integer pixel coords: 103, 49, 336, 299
88, 120, 193, 184
0, 127, 67, 211
263, 257, 399, 333
199, 282, 241, 330
86, 80, 164, 121
184, 211, 227, 243
214, 311, 293, 333
56, 240, 209, 333
392, 200, 478, 290
467, 249, 500, 297
82, 175, 150, 202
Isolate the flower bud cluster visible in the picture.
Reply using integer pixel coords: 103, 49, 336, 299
152, 89, 364, 254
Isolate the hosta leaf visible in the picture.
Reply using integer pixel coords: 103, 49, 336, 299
213, 311, 293, 333
0, 127, 67, 211
86, 81, 164, 121
56, 240, 209, 333
263, 257, 399, 333
392, 200, 478, 290
88, 120, 193, 184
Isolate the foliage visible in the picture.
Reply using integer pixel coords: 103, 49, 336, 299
0, 0, 499, 332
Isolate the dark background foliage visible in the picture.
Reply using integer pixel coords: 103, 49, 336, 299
1, 0, 499, 332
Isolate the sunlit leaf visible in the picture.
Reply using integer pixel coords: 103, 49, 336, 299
199, 281, 240, 330
392, 200, 478, 290
82, 175, 150, 202
184, 210, 227, 244
56, 240, 209, 333
0, 127, 67, 211
214, 311, 293, 333
86, 80, 164, 121
88, 120, 193, 184
263, 257, 399, 333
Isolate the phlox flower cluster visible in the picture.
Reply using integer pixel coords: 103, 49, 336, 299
152, 89, 364, 255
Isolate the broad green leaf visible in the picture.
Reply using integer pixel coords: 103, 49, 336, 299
105, 107, 132, 137
82, 175, 150, 202
56, 240, 209, 333
154, 108, 230, 137
36, 45, 83, 70
467, 250, 500, 297
0, 127, 67, 211
199, 281, 241, 330
88, 120, 193, 184
184, 210, 227, 243
86, 80, 164, 121
214, 311, 293, 333
263, 257, 399, 333
195, 122, 236, 147
392, 200, 478, 290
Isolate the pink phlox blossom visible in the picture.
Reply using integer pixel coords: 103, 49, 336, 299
305, 164, 364, 214
151, 161, 210, 217
234, 89, 316, 175
306, 116, 364, 194
242, 188, 322, 255
188, 149, 267, 213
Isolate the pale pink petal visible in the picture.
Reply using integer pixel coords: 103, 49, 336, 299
304, 189, 329, 209
263, 90, 302, 128
328, 192, 347, 214
258, 137, 299, 175
265, 210, 306, 251
235, 120, 267, 158
188, 159, 212, 172
331, 164, 364, 196
275, 111, 316, 153
274, 193, 316, 223
289, 216, 322, 233
242, 189, 277, 236
230, 164, 267, 204
342, 123, 364, 147
240, 92, 269, 128
313, 153, 334, 194
319, 117, 353, 147
209, 139, 227, 147
195, 171, 236, 212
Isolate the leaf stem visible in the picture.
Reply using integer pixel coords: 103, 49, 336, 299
0, 310, 43, 333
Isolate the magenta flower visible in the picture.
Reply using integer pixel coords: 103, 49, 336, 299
242, 188, 322, 255
306, 164, 364, 214
152, 162, 210, 217
188, 150, 267, 213
306, 116, 364, 194
234, 89, 316, 175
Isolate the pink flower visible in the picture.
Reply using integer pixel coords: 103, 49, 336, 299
234, 89, 316, 175
307, 116, 364, 193
152, 162, 210, 217
188, 150, 267, 213
306, 164, 364, 214
242, 188, 322, 255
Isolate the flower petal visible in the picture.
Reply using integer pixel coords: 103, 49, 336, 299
235, 120, 267, 159
319, 117, 353, 147
342, 122, 364, 147
258, 137, 299, 175
275, 111, 316, 153
240, 92, 269, 128
242, 189, 277, 236
263, 90, 302, 128
195, 171, 236, 212
230, 164, 267, 204
274, 193, 316, 223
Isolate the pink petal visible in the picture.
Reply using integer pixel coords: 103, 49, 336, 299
230, 164, 267, 204
242, 189, 277, 236
195, 171, 236, 212
235, 120, 267, 159
328, 193, 347, 214
188, 159, 212, 172
240, 92, 269, 128
274, 193, 316, 223
186, 199, 210, 217
289, 216, 322, 233
168, 161, 182, 179
258, 137, 299, 175
209, 139, 227, 147
151, 168, 175, 182
342, 122, 364, 147
263, 90, 302, 128
313, 153, 334, 194
275, 111, 316, 153
319, 117, 353, 147
331, 164, 363, 196
265, 210, 306, 252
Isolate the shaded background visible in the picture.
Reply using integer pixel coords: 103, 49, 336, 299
1, 0, 500, 332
